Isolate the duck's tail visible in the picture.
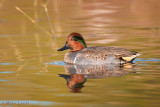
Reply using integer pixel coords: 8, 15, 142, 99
122, 53, 141, 63
134, 53, 141, 57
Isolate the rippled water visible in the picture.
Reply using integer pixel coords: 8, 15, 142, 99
0, 0, 160, 107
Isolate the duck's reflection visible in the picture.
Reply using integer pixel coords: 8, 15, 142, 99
59, 74, 86, 93
59, 63, 135, 92
65, 63, 135, 78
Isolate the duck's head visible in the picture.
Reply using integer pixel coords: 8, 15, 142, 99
57, 33, 87, 52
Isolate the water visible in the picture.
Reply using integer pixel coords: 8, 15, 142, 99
0, 0, 160, 106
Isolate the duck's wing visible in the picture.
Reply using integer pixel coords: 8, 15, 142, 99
81, 46, 140, 63
82, 46, 134, 56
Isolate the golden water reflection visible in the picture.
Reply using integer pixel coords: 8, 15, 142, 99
0, 0, 160, 106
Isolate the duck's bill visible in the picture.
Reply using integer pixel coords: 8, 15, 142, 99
58, 74, 71, 82
57, 43, 70, 51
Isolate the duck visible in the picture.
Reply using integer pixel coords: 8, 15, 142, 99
57, 33, 141, 65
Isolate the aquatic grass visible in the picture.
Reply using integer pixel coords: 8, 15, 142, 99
41, 0, 58, 61
42, 0, 55, 35
15, 7, 54, 37
15, 1, 58, 72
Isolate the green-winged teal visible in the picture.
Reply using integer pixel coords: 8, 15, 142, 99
58, 33, 141, 65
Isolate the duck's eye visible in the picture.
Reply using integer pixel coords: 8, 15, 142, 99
71, 38, 77, 41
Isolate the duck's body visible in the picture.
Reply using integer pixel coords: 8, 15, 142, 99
64, 46, 140, 64
58, 33, 141, 65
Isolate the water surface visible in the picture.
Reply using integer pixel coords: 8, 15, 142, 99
0, 0, 160, 107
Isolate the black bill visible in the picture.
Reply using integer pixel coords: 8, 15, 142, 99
57, 42, 70, 51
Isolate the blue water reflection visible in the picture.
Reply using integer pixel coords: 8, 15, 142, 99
0, 63, 13, 65
0, 79, 8, 82
0, 71, 14, 74
133, 58, 160, 63
0, 100, 59, 106
46, 61, 65, 65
